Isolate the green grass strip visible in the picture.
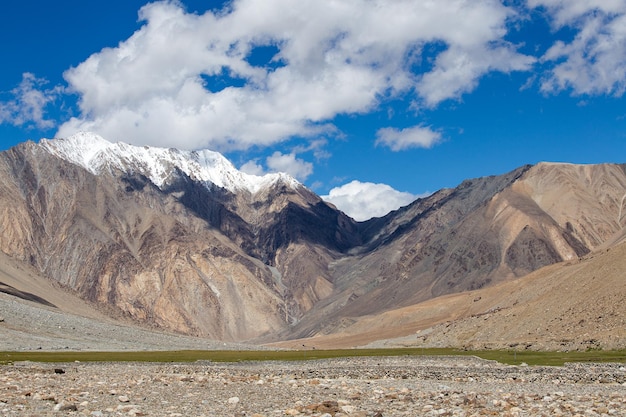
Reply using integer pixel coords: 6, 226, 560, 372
1, 348, 625, 366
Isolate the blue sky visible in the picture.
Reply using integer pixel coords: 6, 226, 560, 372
1, 0, 626, 220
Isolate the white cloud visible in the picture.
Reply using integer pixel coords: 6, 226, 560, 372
417, 43, 536, 106
527, 0, 626, 27
239, 150, 314, 180
55, 0, 534, 150
375, 125, 442, 151
322, 180, 422, 221
266, 151, 313, 181
529, 0, 626, 96
239, 160, 265, 176
0, 73, 61, 129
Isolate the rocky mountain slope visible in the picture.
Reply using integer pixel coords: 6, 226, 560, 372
280, 162, 626, 340
1, 133, 625, 347
0, 133, 360, 341
273, 238, 626, 351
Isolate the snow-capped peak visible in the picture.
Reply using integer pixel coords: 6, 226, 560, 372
39, 132, 300, 194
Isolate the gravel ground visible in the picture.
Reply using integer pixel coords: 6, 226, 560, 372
0, 292, 255, 352
2, 287, 626, 416
1, 356, 625, 416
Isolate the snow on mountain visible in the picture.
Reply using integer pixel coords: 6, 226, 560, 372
39, 132, 300, 194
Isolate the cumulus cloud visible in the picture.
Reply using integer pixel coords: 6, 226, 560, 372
0, 73, 61, 129
322, 180, 422, 221
376, 125, 442, 151
5, 0, 626, 161
529, 0, 626, 96
239, 160, 265, 176
239, 150, 314, 181
266, 151, 313, 181
55, 0, 534, 150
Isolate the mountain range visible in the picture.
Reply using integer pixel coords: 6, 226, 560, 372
1, 132, 625, 350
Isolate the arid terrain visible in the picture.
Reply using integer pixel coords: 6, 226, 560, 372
3, 229, 625, 416
273, 238, 626, 352
1, 137, 626, 354
2, 137, 626, 347
2, 356, 625, 416
3, 236, 626, 352
1, 139, 626, 416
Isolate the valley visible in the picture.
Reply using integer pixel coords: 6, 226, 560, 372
1, 133, 625, 351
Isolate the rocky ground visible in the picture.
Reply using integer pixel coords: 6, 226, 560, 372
1, 356, 625, 416
0, 292, 255, 352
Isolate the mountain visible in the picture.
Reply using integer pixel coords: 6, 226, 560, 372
39, 131, 300, 194
0, 133, 360, 340
1, 132, 625, 347
276, 238, 626, 352
279, 162, 626, 340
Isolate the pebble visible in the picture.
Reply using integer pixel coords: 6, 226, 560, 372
0, 356, 624, 416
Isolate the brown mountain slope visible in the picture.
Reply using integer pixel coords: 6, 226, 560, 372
2, 136, 625, 346
0, 143, 289, 340
0, 250, 105, 319
0, 139, 364, 341
0, 251, 260, 351
280, 162, 626, 340
273, 239, 626, 351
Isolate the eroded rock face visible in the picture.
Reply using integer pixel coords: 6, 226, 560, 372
0, 144, 288, 340
0, 140, 367, 340
1, 138, 625, 343
278, 163, 626, 340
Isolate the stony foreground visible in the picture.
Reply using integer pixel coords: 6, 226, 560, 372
1, 356, 625, 416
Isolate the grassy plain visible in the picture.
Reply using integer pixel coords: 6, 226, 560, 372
1, 348, 625, 366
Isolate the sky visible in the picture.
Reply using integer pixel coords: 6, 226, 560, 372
1, 0, 626, 221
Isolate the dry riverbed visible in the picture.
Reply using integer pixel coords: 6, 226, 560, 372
1, 356, 625, 416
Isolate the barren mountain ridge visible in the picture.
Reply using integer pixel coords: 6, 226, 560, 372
1, 134, 625, 349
